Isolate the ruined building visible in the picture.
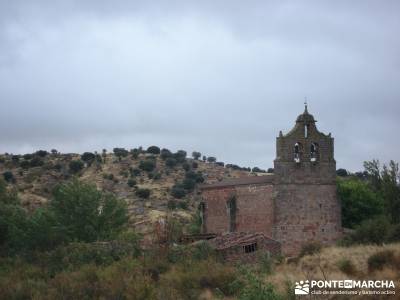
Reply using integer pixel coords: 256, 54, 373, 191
200, 106, 342, 257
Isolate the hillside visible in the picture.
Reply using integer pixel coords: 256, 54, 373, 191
0, 149, 262, 236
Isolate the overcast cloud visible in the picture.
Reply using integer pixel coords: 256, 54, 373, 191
0, 0, 399, 171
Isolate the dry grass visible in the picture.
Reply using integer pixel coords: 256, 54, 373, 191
267, 243, 400, 298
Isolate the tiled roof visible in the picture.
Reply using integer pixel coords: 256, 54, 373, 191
200, 174, 274, 189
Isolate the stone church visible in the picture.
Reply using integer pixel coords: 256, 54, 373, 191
200, 106, 342, 256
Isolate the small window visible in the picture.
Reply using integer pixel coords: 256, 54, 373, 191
304, 125, 308, 138
243, 243, 258, 253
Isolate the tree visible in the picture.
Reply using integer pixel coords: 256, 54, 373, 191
35, 150, 48, 157
252, 167, 266, 173
165, 157, 177, 168
81, 152, 96, 165
147, 146, 161, 155
136, 188, 150, 199
337, 177, 384, 228
171, 185, 186, 199
336, 168, 348, 177
207, 156, 217, 163
160, 148, 172, 160
69, 160, 84, 174
51, 179, 128, 242
139, 159, 156, 172
174, 150, 187, 163
192, 151, 201, 160
2, 171, 14, 183
113, 148, 129, 161
381, 161, 400, 223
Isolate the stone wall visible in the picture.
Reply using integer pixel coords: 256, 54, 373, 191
201, 183, 274, 237
273, 183, 342, 256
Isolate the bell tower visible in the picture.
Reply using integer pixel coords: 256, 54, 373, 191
273, 105, 341, 255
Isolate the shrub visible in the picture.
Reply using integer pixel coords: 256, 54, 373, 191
182, 162, 191, 171
130, 168, 141, 177
338, 178, 384, 228
152, 173, 161, 180
113, 148, 129, 160
185, 171, 204, 183
252, 167, 266, 173
368, 250, 395, 271
173, 150, 187, 163
139, 160, 156, 172
216, 161, 224, 167
182, 178, 196, 191
146, 146, 160, 154
165, 157, 177, 168
30, 157, 44, 167
69, 160, 84, 174
35, 150, 48, 157
192, 162, 198, 169
11, 155, 20, 163
81, 152, 96, 164
20, 160, 30, 169
127, 179, 137, 187
192, 151, 201, 160
267, 168, 274, 173
23, 153, 33, 160
336, 168, 349, 177
207, 156, 216, 163
3, 171, 14, 183
160, 148, 172, 160
349, 215, 391, 245
136, 188, 150, 199
337, 258, 356, 275
298, 242, 322, 258
167, 200, 177, 210
171, 185, 186, 199
51, 179, 128, 242
177, 201, 188, 210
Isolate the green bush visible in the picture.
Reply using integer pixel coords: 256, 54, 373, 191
139, 160, 156, 172
136, 188, 150, 199
192, 151, 201, 160
337, 258, 356, 275
368, 250, 395, 271
167, 200, 177, 210
182, 178, 196, 191
160, 148, 172, 160
51, 179, 128, 242
2, 171, 14, 183
165, 157, 177, 168
127, 179, 137, 187
338, 178, 384, 228
35, 150, 48, 157
69, 160, 84, 174
81, 152, 96, 164
298, 242, 322, 258
113, 148, 129, 160
130, 168, 141, 177
177, 201, 188, 210
349, 215, 391, 245
146, 146, 160, 154
171, 185, 186, 199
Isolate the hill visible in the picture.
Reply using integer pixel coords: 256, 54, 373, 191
0, 148, 264, 237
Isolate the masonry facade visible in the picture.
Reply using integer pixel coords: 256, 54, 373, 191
200, 106, 342, 257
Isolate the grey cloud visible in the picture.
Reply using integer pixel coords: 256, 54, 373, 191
0, 0, 399, 171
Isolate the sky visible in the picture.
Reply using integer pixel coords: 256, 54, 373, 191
0, 0, 399, 172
